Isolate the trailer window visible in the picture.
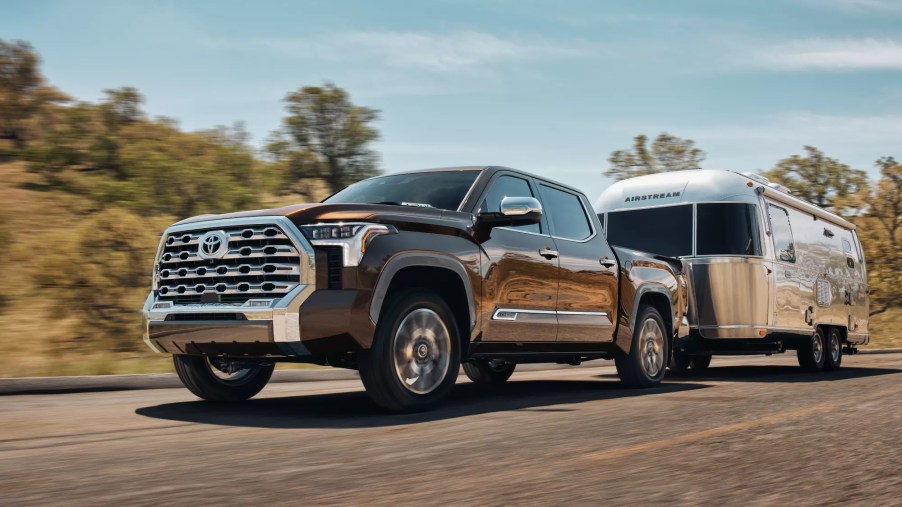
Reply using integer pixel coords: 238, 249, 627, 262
606, 205, 692, 257
696, 203, 762, 256
767, 204, 796, 263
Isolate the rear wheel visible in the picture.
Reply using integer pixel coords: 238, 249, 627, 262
825, 327, 843, 371
615, 305, 668, 388
173, 355, 274, 401
463, 360, 516, 385
797, 328, 827, 372
358, 289, 461, 412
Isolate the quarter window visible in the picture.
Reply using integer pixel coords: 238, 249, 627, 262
481, 175, 541, 234
696, 203, 762, 256
538, 185, 592, 240
767, 204, 796, 263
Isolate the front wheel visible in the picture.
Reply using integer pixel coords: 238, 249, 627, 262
173, 355, 274, 401
358, 289, 461, 412
463, 360, 516, 385
615, 305, 669, 388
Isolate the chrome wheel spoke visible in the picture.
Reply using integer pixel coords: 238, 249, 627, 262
639, 317, 664, 377
392, 308, 451, 395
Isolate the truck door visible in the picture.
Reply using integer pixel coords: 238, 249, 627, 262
766, 203, 805, 330
477, 173, 560, 342
536, 183, 618, 342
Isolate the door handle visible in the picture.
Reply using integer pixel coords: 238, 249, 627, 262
600, 258, 616, 268
539, 247, 559, 260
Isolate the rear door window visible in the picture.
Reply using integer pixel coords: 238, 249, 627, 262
537, 184, 592, 240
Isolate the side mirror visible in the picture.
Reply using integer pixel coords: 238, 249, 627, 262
479, 196, 543, 227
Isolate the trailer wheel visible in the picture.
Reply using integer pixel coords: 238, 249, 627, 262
824, 327, 843, 370
615, 305, 668, 388
797, 327, 827, 372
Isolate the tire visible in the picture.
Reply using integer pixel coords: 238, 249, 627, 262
690, 355, 712, 371
824, 327, 843, 371
668, 352, 692, 376
797, 327, 827, 372
615, 305, 669, 388
358, 289, 461, 412
173, 355, 274, 401
463, 360, 516, 385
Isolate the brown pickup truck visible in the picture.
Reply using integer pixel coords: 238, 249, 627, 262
143, 166, 687, 411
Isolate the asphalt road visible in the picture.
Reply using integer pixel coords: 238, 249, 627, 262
1, 353, 900, 506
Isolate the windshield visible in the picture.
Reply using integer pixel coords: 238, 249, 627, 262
324, 170, 480, 211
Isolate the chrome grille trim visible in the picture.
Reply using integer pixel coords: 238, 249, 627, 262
144, 216, 316, 350
152, 216, 314, 305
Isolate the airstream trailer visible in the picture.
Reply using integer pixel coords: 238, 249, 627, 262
594, 169, 869, 373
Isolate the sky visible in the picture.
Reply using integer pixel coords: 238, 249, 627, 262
4, 0, 902, 199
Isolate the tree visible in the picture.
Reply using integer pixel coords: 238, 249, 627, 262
276, 83, 380, 193
765, 146, 868, 209
853, 157, 902, 316
605, 132, 705, 181
0, 39, 68, 149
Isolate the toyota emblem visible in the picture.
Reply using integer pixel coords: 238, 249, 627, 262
198, 230, 228, 259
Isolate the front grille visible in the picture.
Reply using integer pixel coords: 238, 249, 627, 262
156, 223, 302, 305
324, 246, 343, 289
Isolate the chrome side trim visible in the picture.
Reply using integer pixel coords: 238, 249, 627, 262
491, 308, 608, 321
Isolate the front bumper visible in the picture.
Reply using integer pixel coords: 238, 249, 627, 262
142, 283, 316, 356
143, 215, 319, 357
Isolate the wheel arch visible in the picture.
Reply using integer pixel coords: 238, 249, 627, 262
369, 253, 476, 354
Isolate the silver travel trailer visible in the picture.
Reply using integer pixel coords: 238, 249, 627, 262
594, 169, 869, 372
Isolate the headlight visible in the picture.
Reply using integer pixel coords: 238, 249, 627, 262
300, 222, 397, 267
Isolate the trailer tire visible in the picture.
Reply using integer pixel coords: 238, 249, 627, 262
797, 327, 827, 372
825, 327, 843, 371
616, 305, 668, 388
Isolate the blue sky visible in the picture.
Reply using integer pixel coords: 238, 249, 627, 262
4, 0, 902, 199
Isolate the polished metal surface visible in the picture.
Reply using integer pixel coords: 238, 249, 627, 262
500, 196, 543, 216
391, 308, 452, 395
595, 169, 869, 344
156, 220, 305, 304
638, 316, 665, 377
143, 216, 316, 353
687, 258, 770, 339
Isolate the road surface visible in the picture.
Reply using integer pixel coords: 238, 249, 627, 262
1, 353, 900, 506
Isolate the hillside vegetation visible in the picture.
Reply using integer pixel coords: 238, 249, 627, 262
1, 39, 899, 377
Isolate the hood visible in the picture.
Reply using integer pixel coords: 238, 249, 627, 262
175, 202, 477, 234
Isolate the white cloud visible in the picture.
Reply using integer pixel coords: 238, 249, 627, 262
204, 30, 592, 73
750, 38, 902, 71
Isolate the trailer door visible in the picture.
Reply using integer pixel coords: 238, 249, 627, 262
766, 204, 806, 330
